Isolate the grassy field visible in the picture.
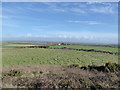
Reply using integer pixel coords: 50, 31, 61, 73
2, 43, 44, 48
50, 45, 118, 52
2, 48, 118, 66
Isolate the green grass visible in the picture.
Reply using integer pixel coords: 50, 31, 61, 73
50, 45, 118, 52
3, 48, 118, 66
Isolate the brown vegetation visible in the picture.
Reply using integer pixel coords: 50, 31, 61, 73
2, 63, 120, 89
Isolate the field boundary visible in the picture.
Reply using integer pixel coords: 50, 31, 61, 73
14, 46, 120, 55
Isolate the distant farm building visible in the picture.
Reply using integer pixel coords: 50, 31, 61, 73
58, 43, 67, 45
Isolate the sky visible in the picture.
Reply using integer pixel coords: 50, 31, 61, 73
1, 2, 118, 44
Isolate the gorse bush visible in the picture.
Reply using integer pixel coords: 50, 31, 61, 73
105, 62, 120, 72
3, 69, 23, 77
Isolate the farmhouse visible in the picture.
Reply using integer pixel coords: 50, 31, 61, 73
58, 43, 66, 45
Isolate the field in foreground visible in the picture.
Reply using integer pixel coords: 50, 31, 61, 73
2, 48, 118, 66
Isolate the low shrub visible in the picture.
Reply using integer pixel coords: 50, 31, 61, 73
105, 62, 120, 72
3, 69, 23, 77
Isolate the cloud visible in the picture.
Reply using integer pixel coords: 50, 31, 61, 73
90, 3, 117, 14
2, 2, 117, 19
53, 8, 66, 12
26, 33, 32, 37
90, 7, 113, 14
26, 7, 43, 12
3, 2, 117, 14
48, 30, 118, 39
42, 2, 86, 14
68, 20, 102, 25
2, 30, 118, 44
42, 2, 117, 14
0, 15, 10, 19
70, 8, 86, 14
22, 31, 117, 44
2, 23, 19, 27
50, 31, 118, 44
86, 2, 105, 5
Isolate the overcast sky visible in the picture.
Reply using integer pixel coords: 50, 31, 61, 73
2, 2, 118, 44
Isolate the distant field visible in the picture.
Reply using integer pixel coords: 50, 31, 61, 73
2, 43, 118, 53
50, 45, 118, 52
2, 43, 46, 48
5, 44, 36, 46
2, 48, 118, 66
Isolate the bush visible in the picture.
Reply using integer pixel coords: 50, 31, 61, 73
3, 69, 23, 77
68, 64, 79, 68
105, 62, 120, 72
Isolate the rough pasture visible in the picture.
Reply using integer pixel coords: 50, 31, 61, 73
2, 48, 118, 66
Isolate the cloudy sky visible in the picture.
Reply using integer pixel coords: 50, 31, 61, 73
2, 2, 118, 44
